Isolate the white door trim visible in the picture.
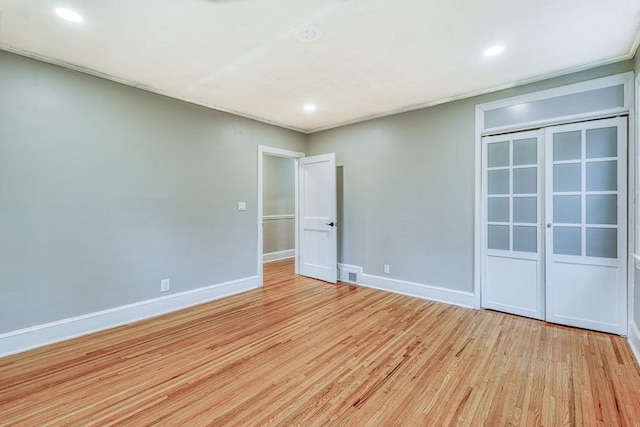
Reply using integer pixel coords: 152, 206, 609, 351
257, 145, 305, 285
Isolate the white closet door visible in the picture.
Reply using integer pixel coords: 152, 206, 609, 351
545, 117, 627, 335
481, 130, 545, 320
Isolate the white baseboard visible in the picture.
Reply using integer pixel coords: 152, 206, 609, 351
336, 262, 475, 308
0, 275, 260, 358
629, 321, 640, 368
263, 249, 295, 263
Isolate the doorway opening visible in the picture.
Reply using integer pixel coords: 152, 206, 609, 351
257, 146, 305, 285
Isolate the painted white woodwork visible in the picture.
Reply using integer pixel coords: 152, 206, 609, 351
545, 117, 627, 334
338, 263, 474, 308
263, 214, 295, 221
263, 249, 295, 263
0, 275, 260, 358
298, 153, 337, 283
481, 130, 545, 320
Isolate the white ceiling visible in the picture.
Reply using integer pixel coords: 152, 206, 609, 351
1, 0, 639, 133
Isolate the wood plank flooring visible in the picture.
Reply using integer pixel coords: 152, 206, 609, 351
1, 258, 639, 426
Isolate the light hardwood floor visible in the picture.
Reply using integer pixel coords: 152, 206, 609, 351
1, 259, 639, 426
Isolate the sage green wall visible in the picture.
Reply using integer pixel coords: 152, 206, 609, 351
0, 51, 306, 334
263, 156, 295, 254
307, 60, 634, 293
1, 47, 635, 335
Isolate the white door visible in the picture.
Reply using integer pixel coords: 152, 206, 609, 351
481, 117, 628, 335
545, 117, 627, 335
481, 130, 545, 320
298, 153, 337, 283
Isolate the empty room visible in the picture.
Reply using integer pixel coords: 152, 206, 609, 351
1, 0, 640, 425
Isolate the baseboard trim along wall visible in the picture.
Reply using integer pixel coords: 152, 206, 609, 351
629, 321, 640, 368
263, 249, 295, 263
338, 263, 474, 309
0, 276, 260, 358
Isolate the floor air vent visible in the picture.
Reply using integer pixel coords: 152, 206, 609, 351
339, 264, 361, 284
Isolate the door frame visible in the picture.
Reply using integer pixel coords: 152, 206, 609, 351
474, 72, 635, 333
257, 145, 305, 285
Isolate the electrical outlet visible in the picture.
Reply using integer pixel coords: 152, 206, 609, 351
238, 201, 247, 211
161, 278, 170, 292
383, 264, 390, 274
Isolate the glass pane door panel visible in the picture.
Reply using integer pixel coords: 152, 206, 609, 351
586, 195, 617, 224
513, 197, 536, 223
554, 227, 581, 255
553, 131, 581, 160
585, 228, 617, 258
488, 141, 509, 167
488, 197, 509, 222
513, 138, 537, 165
553, 195, 581, 224
553, 164, 581, 192
488, 170, 509, 194
586, 161, 617, 191
513, 226, 537, 252
586, 127, 617, 158
513, 168, 537, 194
488, 225, 509, 250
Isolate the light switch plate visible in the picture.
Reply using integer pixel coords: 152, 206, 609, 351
238, 201, 247, 211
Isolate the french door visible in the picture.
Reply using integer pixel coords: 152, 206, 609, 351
481, 130, 545, 320
481, 117, 627, 335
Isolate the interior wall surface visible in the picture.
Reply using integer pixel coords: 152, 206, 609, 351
262, 156, 295, 255
306, 60, 634, 293
0, 51, 306, 333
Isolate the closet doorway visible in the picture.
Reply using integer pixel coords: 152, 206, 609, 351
481, 117, 627, 335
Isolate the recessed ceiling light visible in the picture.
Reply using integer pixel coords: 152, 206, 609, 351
484, 45, 505, 56
55, 8, 84, 23
303, 104, 317, 112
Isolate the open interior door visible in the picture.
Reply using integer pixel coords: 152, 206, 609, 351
298, 153, 337, 283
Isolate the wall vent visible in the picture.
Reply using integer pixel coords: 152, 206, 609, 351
338, 264, 362, 284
